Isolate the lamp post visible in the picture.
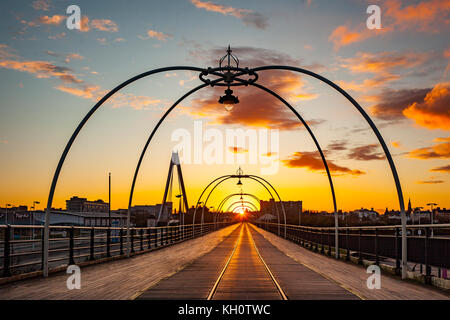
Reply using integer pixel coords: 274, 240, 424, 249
31, 201, 40, 250
427, 202, 437, 236
108, 172, 111, 227
5, 204, 11, 225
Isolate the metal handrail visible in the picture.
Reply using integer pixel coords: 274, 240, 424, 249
1, 221, 235, 278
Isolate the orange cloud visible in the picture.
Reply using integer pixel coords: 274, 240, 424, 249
337, 51, 426, 92
339, 51, 427, 75
430, 164, 450, 173
32, 0, 51, 11
38, 15, 65, 25
0, 59, 82, 83
46, 51, 84, 63
384, 0, 450, 32
91, 19, 118, 32
140, 30, 172, 41
403, 83, 450, 130
228, 147, 248, 154
392, 141, 401, 148
408, 137, 450, 159
190, 0, 268, 29
329, 0, 450, 49
329, 25, 373, 51
347, 144, 385, 161
55, 85, 100, 100
0, 45, 160, 110
262, 152, 277, 157
417, 179, 445, 184
80, 16, 90, 32
282, 151, 365, 176
369, 87, 430, 120
48, 32, 66, 40
186, 47, 320, 130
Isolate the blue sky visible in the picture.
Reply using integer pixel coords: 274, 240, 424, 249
0, 0, 449, 212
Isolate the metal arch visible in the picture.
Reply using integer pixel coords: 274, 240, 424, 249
42, 65, 255, 275
216, 193, 261, 213
192, 175, 282, 234
226, 201, 258, 212
213, 193, 260, 226
252, 65, 407, 278
195, 175, 283, 235
232, 206, 254, 213
44, 60, 406, 278
197, 175, 280, 231
42, 66, 212, 276
246, 174, 288, 237
126, 79, 224, 255
128, 71, 338, 242
233, 79, 337, 214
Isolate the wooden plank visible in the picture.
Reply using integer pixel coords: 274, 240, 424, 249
212, 224, 281, 300
137, 225, 243, 300
248, 226, 359, 300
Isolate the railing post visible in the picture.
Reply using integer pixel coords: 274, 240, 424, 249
154, 228, 158, 248
106, 228, 111, 258
327, 229, 332, 256
147, 229, 151, 249
375, 228, 379, 265
41, 227, 45, 270
358, 228, 363, 264
140, 229, 144, 251
131, 228, 135, 253
425, 227, 431, 284
320, 229, 325, 254
119, 228, 124, 255
395, 227, 400, 275
69, 227, 75, 265
3, 226, 11, 277
89, 228, 95, 260
346, 228, 350, 261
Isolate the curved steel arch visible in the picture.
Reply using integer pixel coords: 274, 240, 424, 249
131, 81, 335, 239
42, 65, 252, 275
216, 193, 261, 213
213, 193, 260, 226
232, 206, 254, 213
227, 201, 258, 212
43, 62, 406, 278
193, 175, 283, 234
252, 66, 407, 278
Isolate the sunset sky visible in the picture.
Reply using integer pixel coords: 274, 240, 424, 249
0, 0, 449, 213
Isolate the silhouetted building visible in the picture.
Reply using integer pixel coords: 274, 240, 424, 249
66, 196, 109, 213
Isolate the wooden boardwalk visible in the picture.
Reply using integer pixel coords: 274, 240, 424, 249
137, 223, 359, 300
0, 222, 448, 300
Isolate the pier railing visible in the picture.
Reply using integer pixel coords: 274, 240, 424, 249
0, 222, 235, 278
254, 222, 450, 279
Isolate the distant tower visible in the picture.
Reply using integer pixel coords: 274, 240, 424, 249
157, 152, 188, 226
407, 198, 412, 215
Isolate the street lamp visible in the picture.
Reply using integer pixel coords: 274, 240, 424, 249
219, 88, 239, 112
218, 45, 240, 112
5, 204, 11, 225
31, 201, 40, 224
31, 201, 40, 250
427, 202, 437, 236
